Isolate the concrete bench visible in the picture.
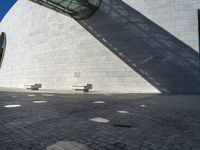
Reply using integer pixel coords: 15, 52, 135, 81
72, 84, 92, 92
24, 84, 42, 90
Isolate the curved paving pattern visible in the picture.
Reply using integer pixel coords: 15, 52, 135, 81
0, 92, 200, 150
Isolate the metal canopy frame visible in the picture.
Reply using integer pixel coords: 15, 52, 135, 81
29, 0, 101, 20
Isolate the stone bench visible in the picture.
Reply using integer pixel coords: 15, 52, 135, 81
72, 84, 92, 92
24, 84, 42, 90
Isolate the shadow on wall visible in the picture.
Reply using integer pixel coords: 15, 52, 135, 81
78, 0, 200, 93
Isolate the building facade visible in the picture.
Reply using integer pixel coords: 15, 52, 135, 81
0, 0, 200, 93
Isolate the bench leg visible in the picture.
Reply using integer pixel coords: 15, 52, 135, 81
84, 89, 89, 92
75, 89, 89, 92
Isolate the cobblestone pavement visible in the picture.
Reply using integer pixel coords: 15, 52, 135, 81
0, 91, 200, 150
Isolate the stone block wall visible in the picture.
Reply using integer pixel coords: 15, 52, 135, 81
0, 0, 200, 93
123, 0, 200, 52
0, 0, 159, 93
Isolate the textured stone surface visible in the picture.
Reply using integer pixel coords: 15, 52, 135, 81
0, 0, 159, 93
80, 0, 200, 93
0, 91, 200, 150
124, 0, 200, 51
0, 0, 200, 93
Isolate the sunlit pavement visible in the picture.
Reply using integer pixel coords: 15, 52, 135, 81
0, 91, 200, 150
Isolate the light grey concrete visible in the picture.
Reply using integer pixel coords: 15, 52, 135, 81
0, 0, 159, 93
123, 0, 200, 52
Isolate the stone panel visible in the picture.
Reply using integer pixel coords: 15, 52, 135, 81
0, 0, 159, 93
123, 0, 200, 52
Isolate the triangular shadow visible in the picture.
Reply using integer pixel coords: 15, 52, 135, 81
78, 0, 200, 93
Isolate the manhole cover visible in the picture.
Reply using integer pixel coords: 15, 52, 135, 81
114, 124, 131, 128
90, 117, 109, 123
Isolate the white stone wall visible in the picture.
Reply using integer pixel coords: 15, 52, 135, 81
123, 0, 200, 52
0, 0, 159, 93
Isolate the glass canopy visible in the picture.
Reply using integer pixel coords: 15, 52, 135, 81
30, 0, 101, 20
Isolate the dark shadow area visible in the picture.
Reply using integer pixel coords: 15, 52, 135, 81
78, 0, 200, 93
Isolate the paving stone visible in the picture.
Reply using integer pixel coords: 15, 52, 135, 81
0, 92, 200, 149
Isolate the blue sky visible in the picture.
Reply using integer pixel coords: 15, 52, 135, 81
0, 0, 17, 22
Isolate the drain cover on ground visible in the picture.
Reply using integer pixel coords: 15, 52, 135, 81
89, 117, 109, 123
4, 105, 21, 108
33, 101, 47, 103
28, 94, 35, 97
113, 124, 132, 128
47, 141, 88, 150
117, 110, 129, 114
93, 101, 105, 104
113, 120, 132, 128
42, 94, 54, 97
